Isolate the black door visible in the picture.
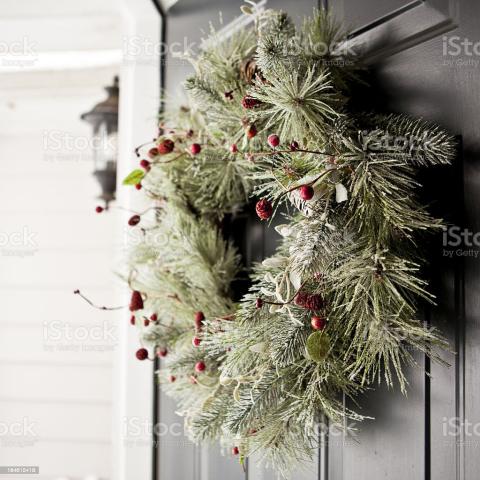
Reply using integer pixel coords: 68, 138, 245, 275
325, 0, 478, 479
157, 0, 479, 479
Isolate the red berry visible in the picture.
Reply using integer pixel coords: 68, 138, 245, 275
241, 95, 259, 109
129, 291, 144, 312
190, 143, 201, 155
194, 311, 205, 330
148, 147, 159, 158
230, 144, 238, 153
169, 375, 176, 383
140, 159, 150, 170
255, 298, 264, 309
158, 348, 168, 358
311, 316, 326, 330
246, 124, 257, 139
232, 446, 240, 455
150, 313, 158, 322
128, 215, 141, 226
128, 215, 141, 227
158, 139, 175, 155
192, 337, 201, 347
267, 134, 280, 148
290, 141, 299, 151
95, 206, 104, 213
130, 315, 135, 326
299, 185, 314, 201
136, 348, 148, 361
144, 319, 150, 327
195, 361, 206, 373
135, 183, 142, 190
255, 198, 273, 220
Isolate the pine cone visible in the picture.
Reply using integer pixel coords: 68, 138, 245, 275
240, 58, 264, 84
294, 292, 324, 311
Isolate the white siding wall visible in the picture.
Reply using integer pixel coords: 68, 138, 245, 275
0, 68, 121, 479
0, 1, 128, 478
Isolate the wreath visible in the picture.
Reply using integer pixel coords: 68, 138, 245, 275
118, 5, 454, 476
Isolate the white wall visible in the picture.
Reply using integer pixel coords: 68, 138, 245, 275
0, 69, 121, 480
0, 1, 126, 479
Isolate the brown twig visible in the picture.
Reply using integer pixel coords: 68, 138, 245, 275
73, 289, 126, 311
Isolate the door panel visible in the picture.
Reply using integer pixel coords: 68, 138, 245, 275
329, 0, 478, 479
341, 0, 458, 64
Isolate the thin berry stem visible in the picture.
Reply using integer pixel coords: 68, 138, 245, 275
159, 152, 187, 164
247, 148, 336, 158
107, 205, 162, 216
262, 280, 308, 306
73, 289, 126, 311
284, 166, 342, 195
158, 125, 194, 136
143, 316, 176, 331
134, 140, 157, 157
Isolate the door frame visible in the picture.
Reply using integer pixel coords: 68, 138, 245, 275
113, 1, 163, 480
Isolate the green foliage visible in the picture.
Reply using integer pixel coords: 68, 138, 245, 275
123, 5, 455, 478
250, 66, 343, 143
122, 169, 145, 185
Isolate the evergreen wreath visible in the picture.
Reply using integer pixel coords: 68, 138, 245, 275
118, 4, 455, 477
